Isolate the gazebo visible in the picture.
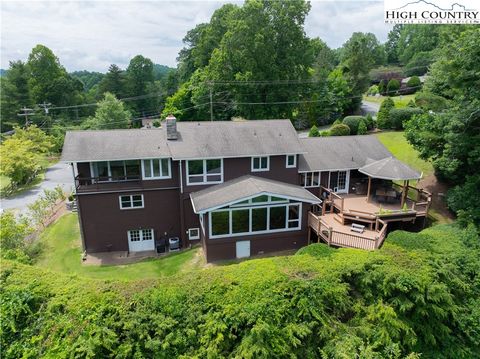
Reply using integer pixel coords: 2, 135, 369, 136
358, 157, 422, 207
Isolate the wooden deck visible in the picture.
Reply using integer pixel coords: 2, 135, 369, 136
308, 212, 387, 250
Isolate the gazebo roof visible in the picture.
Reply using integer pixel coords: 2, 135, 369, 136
358, 157, 421, 181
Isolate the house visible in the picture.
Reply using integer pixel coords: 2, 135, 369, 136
61, 116, 431, 262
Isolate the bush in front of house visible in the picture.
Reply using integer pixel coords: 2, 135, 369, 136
365, 114, 375, 129
386, 79, 400, 95
357, 120, 368, 135
377, 97, 395, 129
329, 123, 351, 136
389, 107, 424, 130
308, 125, 319, 137
342, 116, 365, 134
367, 85, 379, 96
407, 76, 421, 89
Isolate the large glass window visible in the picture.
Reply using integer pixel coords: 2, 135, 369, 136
187, 159, 223, 185
251, 156, 269, 172
211, 211, 229, 236
270, 206, 286, 230
142, 159, 171, 179
209, 196, 302, 239
91, 160, 140, 182
232, 209, 249, 234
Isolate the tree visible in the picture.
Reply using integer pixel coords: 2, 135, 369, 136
377, 97, 394, 129
83, 93, 131, 129
11, 125, 54, 154
339, 32, 385, 111
0, 138, 40, 186
378, 79, 386, 96
98, 65, 126, 99
396, 25, 440, 65
126, 55, 155, 114
385, 25, 403, 64
0, 61, 32, 131
404, 28, 480, 225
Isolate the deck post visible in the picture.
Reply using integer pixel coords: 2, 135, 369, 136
401, 180, 409, 207
366, 176, 372, 203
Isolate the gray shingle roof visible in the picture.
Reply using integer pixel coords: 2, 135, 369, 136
61, 129, 170, 162
190, 175, 321, 213
61, 120, 304, 162
167, 120, 304, 159
298, 136, 392, 172
359, 157, 421, 180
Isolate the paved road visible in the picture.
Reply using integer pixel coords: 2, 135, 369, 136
360, 100, 380, 115
0, 162, 74, 213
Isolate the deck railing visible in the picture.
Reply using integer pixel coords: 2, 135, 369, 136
308, 212, 388, 250
75, 175, 142, 191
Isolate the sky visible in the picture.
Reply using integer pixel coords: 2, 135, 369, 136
1, 0, 390, 73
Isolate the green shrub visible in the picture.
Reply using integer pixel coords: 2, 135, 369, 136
414, 92, 449, 112
308, 125, 320, 137
378, 79, 386, 95
389, 108, 423, 130
367, 85, 379, 96
365, 114, 374, 129
357, 120, 368, 135
329, 123, 350, 136
386, 79, 400, 95
377, 97, 395, 129
319, 130, 330, 137
407, 75, 421, 88
342, 116, 365, 134
333, 119, 342, 125
407, 99, 416, 108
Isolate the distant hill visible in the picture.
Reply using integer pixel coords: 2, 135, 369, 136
153, 64, 175, 81
0, 69, 6, 77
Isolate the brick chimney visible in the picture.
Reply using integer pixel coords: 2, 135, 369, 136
165, 114, 178, 140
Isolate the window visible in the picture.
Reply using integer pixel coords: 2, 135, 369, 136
209, 195, 302, 239
119, 194, 144, 209
286, 155, 296, 168
91, 160, 141, 182
142, 159, 171, 179
188, 228, 200, 240
128, 229, 153, 241
251, 156, 269, 172
302, 172, 320, 188
186, 159, 223, 185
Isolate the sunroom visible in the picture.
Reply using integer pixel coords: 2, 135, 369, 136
190, 175, 321, 241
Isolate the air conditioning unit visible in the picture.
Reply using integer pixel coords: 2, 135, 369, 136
169, 237, 180, 252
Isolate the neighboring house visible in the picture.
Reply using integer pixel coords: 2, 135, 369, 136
61, 116, 431, 262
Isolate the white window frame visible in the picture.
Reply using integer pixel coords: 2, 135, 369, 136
251, 156, 270, 172
141, 158, 171, 180
186, 159, 224, 186
188, 228, 200, 240
119, 194, 144, 210
208, 201, 302, 239
302, 171, 320, 188
286, 154, 296, 168
127, 228, 154, 242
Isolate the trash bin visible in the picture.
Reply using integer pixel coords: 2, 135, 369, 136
156, 237, 166, 254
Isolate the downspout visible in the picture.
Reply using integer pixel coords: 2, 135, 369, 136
179, 160, 187, 247
71, 163, 87, 258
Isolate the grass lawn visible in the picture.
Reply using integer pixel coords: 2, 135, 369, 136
364, 94, 415, 108
35, 213, 203, 281
375, 131, 434, 177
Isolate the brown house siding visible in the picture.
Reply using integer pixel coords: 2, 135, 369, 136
78, 188, 181, 253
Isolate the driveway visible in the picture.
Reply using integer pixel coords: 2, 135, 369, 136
0, 162, 74, 213
361, 100, 380, 115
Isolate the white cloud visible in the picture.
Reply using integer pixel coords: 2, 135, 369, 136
1, 0, 391, 72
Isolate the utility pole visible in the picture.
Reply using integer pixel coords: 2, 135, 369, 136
209, 81, 213, 122
38, 102, 52, 130
17, 107, 34, 127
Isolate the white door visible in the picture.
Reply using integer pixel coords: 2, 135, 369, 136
128, 229, 155, 252
332, 170, 350, 193
236, 240, 251, 259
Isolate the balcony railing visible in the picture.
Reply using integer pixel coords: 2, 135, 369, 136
75, 175, 142, 192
